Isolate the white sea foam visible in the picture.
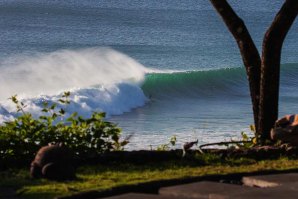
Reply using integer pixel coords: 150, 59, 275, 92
0, 48, 148, 123
145, 67, 186, 74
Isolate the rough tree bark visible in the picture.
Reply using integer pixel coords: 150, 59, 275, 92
209, 0, 261, 133
259, 0, 298, 141
209, 0, 298, 141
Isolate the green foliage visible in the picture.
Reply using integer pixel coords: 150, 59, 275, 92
227, 125, 258, 149
0, 92, 126, 164
236, 131, 256, 148
156, 135, 177, 151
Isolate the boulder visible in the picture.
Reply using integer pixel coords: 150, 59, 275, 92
271, 114, 298, 146
30, 143, 76, 181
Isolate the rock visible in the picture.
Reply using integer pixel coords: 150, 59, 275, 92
30, 143, 76, 181
271, 114, 298, 146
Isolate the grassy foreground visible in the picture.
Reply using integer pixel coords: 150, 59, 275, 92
1, 153, 298, 199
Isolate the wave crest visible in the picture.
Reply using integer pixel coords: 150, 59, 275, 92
0, 47, 146, 99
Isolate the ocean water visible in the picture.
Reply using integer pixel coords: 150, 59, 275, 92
0, 0, 297, 149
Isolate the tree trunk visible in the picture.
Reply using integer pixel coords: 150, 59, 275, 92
258, 0, 298, 141
209, 0, 261, 131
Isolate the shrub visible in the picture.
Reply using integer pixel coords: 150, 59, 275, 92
0, 92, 126, 166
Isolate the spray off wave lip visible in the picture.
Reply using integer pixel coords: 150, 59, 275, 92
0, 48, 146, 99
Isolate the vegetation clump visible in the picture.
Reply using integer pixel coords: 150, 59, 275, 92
0, 92, 126, 168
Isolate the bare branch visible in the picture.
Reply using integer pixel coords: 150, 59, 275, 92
199, 141, 252, 151
209, 0, 261, 131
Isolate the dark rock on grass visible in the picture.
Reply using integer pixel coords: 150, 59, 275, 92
30, 143, 76, 181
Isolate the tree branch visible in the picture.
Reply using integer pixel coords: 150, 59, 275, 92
209, 0, 261, 131
258, 0, 298, 140
199, 141, 252, 151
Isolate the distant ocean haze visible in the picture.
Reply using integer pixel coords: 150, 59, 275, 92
0, 0, 297, 149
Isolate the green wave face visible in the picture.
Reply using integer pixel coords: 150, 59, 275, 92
142, 67, 248, 100
141, 63, 298, 100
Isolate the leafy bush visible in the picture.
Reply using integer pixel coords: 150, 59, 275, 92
0, 92, 126, 165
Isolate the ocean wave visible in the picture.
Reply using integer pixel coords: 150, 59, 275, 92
0, 47, 297, 123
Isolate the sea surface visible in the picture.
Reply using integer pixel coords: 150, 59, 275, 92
0, 0, 297, 149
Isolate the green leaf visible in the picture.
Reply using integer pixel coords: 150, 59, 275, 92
58, 99, 66, 104
250, 125, 255, 133
63, 91, 70, 97
41, 108, 48, 112
59, 108, 65, 115
50, 104, 57, 110
10, 95, 18, 104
